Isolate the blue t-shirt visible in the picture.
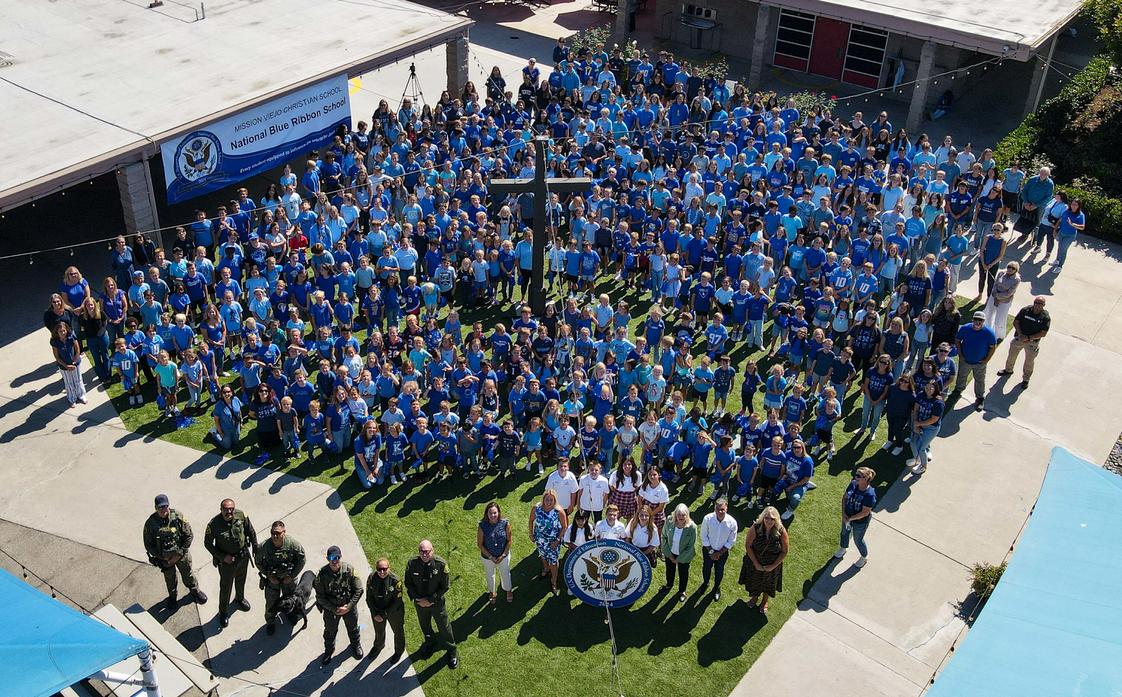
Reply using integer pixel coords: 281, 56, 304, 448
955, 324, 997, 364
782, 451, 814, 482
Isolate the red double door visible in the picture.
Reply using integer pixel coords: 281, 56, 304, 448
808, 17, 849, 81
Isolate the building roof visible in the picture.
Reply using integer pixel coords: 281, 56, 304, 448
0, 0, 472, 209
766, 0, 1079, 60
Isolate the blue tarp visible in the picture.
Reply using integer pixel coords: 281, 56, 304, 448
929, 448, 1122, 697
0, 568, 148, 697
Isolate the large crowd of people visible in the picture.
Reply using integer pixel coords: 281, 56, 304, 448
43, 41, 1068, 668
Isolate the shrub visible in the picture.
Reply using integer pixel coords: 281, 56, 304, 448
1059, 180, 1122, 242
994, 53, 1122, 242
993, 114, 1043, 169
969, 561, 1007, 600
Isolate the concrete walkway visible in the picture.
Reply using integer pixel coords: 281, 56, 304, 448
732, 234, 1122, 696
0, 263, 421, 695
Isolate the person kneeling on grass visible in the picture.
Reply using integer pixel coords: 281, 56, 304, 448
353, 418, 383, 489
752, 436, 787, 507
772, 439, 814, 521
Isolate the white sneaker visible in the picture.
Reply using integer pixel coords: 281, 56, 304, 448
731, 494, 741, 503
854, 426, 865, 436
391, 475, 399, 484
806, 481, 817, 490
401, 473, 409, 481
781, 510, 794, 521
905, 458, 917, 467
926, 450, 935, 462
911, 462, 927, 474
833, 547, 846, 559
827, 448, 835, 460
881, 441, 892, 452
1051, 265, 1061, 274
855, 556, 868, 568
537, 464, 544, 475
891, 446, 904, 456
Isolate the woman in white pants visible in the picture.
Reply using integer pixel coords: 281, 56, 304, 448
983, 261, 1021, 341
50, 321, 87, 407
477, 501, 513, 604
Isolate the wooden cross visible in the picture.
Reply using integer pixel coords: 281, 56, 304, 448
489, 137, 592, 316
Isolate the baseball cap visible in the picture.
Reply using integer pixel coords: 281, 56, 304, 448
326, 545, 342, 561
133, 270, 144, 278
972, 311, 986, 320
154, 494, 170, 508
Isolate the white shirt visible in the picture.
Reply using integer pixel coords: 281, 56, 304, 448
671, 526, 685, 555
546, 470, 580, 509
629, 524, 660, 549
609, 470, 638, 493
700, 512, 739, 551
578, 474, 611, 512
566, 523, 591, 547
638, 482, 670, 508
594, 519, 628, 540
639, 420, 660, 448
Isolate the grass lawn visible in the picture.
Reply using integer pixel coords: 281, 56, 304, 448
106, 281, 987, 697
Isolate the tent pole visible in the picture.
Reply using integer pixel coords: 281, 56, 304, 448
94, 670, 149, 687
138, 645, 162, 697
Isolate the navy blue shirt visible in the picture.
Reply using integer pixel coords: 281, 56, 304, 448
843, 480, 877, 517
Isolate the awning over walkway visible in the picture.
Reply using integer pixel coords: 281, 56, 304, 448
928, 448, 1122, 697
0, 568, 149, 697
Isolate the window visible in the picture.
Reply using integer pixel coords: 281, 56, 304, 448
843, 25, 888, 87
774, 10, 815, 71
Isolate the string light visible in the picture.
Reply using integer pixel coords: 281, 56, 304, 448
2, 53, 1006, 261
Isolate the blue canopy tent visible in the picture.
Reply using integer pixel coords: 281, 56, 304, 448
928, 447, 1122, 697
0, 567, 153, 697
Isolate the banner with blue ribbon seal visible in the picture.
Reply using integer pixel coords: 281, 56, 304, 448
160, 75, 350, 204
563, 539, 652, 608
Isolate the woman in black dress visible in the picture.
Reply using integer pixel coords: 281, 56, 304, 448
739, 505, 789, 615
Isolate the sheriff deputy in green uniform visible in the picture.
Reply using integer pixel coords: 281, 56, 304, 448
203, 498, 258, 628
366, 556, 406, 663
143, 494, 207, 607
404, 539, 458, 669
254, 520, 305, 635
313, 545, 364, 667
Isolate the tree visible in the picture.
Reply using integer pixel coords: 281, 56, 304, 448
1087, 0, 1122, 66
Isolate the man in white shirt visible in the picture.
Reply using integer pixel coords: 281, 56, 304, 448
700, 498, 738, 602
593, 505, 627, 540
578, 462, 611, 522
545, 457, 580, 516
